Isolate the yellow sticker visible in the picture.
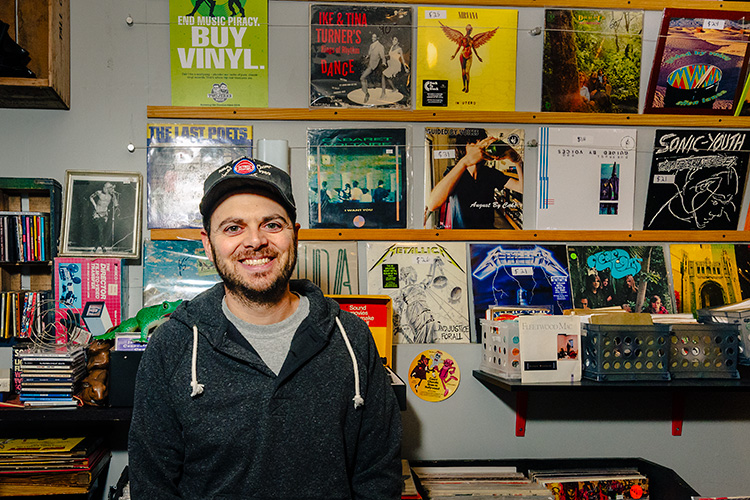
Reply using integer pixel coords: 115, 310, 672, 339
408, 349, 460, 402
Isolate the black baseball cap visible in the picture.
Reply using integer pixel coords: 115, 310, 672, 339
200, 157, 296, 226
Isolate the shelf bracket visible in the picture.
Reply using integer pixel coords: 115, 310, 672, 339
515, 392, 528, 437
672, 392, 684, 436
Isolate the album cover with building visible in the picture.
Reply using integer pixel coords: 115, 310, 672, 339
669, 243, 742, 313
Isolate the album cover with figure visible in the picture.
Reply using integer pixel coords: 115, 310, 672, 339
415, 6, 517, 111
146, 123, 253, 229
310, 3, 412, 108
365, 242, 470, 344
643, 129, 750, 231
307, 127, 408, 229
423, 127, 524, 230
542, 9, 643, 113
644, 9, 750, 115
567, 245, 673, 314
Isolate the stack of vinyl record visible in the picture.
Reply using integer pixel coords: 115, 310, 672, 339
16, 346, 86, 408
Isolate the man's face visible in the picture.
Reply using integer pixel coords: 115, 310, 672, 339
201, 192, 299, 306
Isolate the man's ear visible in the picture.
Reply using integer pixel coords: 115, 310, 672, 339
200, 230, 214, 263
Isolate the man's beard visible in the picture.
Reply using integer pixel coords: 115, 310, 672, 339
211, 244, 297, 307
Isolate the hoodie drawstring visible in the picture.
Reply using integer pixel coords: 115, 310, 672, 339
336, 317, 364, 409
190, 325, 205, 397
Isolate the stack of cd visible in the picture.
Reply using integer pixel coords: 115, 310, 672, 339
16, 346, 86, 408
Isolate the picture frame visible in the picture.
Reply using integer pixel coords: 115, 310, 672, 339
60, 170, 143, 259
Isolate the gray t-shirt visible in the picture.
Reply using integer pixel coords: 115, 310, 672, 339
222, 295, 309, 375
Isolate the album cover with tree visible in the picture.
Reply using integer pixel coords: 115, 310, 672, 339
542, 9, 643, 113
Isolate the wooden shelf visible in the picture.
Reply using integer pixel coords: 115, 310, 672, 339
0, 0, 70, 109
146, 107, 750, 128
150, 228, 750, 243
286, 0, 749, 10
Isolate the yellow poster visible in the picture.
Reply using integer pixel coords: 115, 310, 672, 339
416, 6, 517, 111
670, 244, 742, 314
408, 349, 460, 402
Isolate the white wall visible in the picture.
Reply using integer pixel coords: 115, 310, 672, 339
1, 1, 749, 497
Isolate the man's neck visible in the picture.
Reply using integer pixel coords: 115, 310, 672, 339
224, 287, 301, 325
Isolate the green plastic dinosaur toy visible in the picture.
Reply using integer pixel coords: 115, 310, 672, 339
98, 300, 182, 342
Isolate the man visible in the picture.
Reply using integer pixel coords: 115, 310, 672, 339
128, 157, 402, 499
360, 32, 386, 103
89, 181, 118, 251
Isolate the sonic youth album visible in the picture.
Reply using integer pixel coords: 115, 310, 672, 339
146, 123, 253, 229
294, 241, 359, 295
416, 6, 517, 111
643, 129, 750, 230
365, 242, 470, 344
310, 4, 412, 108
424, 127, 524, 230
469, 244, 573, 337
542, 9, 643, 113
307, 128, 408, 229
567, 245, 673, 313
645, 9, 750, 115
169, 0, 268, 107
143, 239, 220, 307
670, 244, 742, 313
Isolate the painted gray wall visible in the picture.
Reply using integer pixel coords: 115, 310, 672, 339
0, 0, 749, 496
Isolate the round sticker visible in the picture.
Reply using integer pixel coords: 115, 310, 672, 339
353, 215, 365, 227
233, 158, 257, 175
408, 349, 460, 402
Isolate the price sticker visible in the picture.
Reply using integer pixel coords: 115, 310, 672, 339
433, 149, 455, 160
653, 174, 675, 184
621, 136, 636, 150
703, 19, 725, 30
424, 10, 447, 19
575, 135, 592, 144
511, 267, 533, 276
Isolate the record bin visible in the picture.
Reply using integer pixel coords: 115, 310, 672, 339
581, 324, 671, 382
668, 323, 740, 379
479, 319, 521, 380
696, 307, 750, 365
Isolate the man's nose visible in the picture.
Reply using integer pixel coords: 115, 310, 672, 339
241, 227, 267, 248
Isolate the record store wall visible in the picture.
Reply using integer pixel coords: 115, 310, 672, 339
1, 0, 750, 496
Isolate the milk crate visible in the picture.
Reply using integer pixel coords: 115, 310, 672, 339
479, 319, 521, 380
696, 307, 750, 366
582, 324, 671, 381
668, 324, 740, 379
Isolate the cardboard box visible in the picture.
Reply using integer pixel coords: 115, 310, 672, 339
54, 257, 126, 344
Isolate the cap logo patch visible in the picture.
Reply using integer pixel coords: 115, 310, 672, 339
233, 158, 257, 175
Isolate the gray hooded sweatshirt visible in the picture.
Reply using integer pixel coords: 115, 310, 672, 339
128, 280, 402, 499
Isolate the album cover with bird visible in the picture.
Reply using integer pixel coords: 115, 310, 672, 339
416, 6, 517, 111
365, 241, 470, 344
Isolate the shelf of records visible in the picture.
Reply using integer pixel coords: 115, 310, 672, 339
147, 124, 750, 235
155, 2, 750, 123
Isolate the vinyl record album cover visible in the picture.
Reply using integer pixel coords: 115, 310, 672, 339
643, 129, 750, 230
542, 9, 643, 113
143, 240, 220, 307
469, 244, 573, 337
365, 241, 470, 344
536, 127, 637, 230
567, 245, 673, 313
424, 127, 524, 229
295, 241, 359, 295
307, 128, 408, 229
310, 3, 412, 108
644, 9, 750, 115
147, 123, 253, 229
416, 6, 517, 111
670, 244, 742, 313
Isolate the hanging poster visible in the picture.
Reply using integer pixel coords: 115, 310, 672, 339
169, 0, 268, 107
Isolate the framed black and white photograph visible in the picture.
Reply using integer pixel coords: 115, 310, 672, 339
60, 171, 143, 259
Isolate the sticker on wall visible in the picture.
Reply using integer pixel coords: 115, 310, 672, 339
408, 349, 460, 402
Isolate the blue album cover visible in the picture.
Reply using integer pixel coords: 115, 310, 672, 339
469, 244, 573, 333
143, 240, 220, 307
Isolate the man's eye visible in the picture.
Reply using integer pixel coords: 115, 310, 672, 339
263, 222, 283, 232
224, 225, 242, 234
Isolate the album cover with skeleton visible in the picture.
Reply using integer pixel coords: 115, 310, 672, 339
365, 242, 470, 344
469, 244, 573, 339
